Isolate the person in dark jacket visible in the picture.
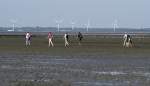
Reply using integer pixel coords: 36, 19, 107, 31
77, 32, 83, 45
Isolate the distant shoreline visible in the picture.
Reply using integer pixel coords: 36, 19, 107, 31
0, 31, 150, 35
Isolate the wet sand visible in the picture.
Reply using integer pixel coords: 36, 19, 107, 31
0, 35, 150, 86
0, 54, 150, 86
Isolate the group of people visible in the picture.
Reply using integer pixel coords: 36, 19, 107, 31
25, 32, 83, 47
123, 33, 133, 48
26, 32, 133, 48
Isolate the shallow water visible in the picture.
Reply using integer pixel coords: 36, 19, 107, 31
0, 54, 150, 86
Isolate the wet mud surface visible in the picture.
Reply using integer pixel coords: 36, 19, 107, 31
0, 54, 150, 86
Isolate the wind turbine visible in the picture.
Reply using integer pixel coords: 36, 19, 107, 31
55, 19, 63, 32
71, 21, 75, 31
113, 19, 118, 32
8, 19, 17, 32
85, 19, 90, 32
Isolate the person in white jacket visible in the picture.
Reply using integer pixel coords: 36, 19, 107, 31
123, 33, 127, 47
25, 32, 31, 46
64, 33, 69, 46
123, 33, 133, 48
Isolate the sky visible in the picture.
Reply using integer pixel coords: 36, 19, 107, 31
0, 0, 149, 28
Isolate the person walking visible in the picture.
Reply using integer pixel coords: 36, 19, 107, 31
64, 33, 69, 47
48, 32, 54, 47
123, 33, 127, 47
123, 33, 133, 48
25, 32, 31, 46
77, 32, 83, 45
126, 34, 133, 47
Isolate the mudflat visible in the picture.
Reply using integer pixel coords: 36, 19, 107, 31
0, 35, 150, 86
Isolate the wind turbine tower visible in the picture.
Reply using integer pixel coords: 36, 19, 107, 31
86, 19, 90, 32
113, 19, 118, 32
71, 21, 75, 31
8, 19, 17, 32
55, 20, 63, 32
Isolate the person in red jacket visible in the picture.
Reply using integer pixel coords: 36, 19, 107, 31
48, 32, 54, 47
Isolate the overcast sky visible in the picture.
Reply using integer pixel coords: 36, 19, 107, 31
0, 0, 149, 28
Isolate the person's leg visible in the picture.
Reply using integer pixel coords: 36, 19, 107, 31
129, 40, 132, 48
28, 40, 31, 45
65, 39, 69, 46
48, 38, 51, 47
79, 38, 82, 45
65, 39, 67, 46
50, 38, 54, 47
123, 39, 127, 47
26, 39, 28, 46
66, 39, 69, 46
123, 40, 125, 47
